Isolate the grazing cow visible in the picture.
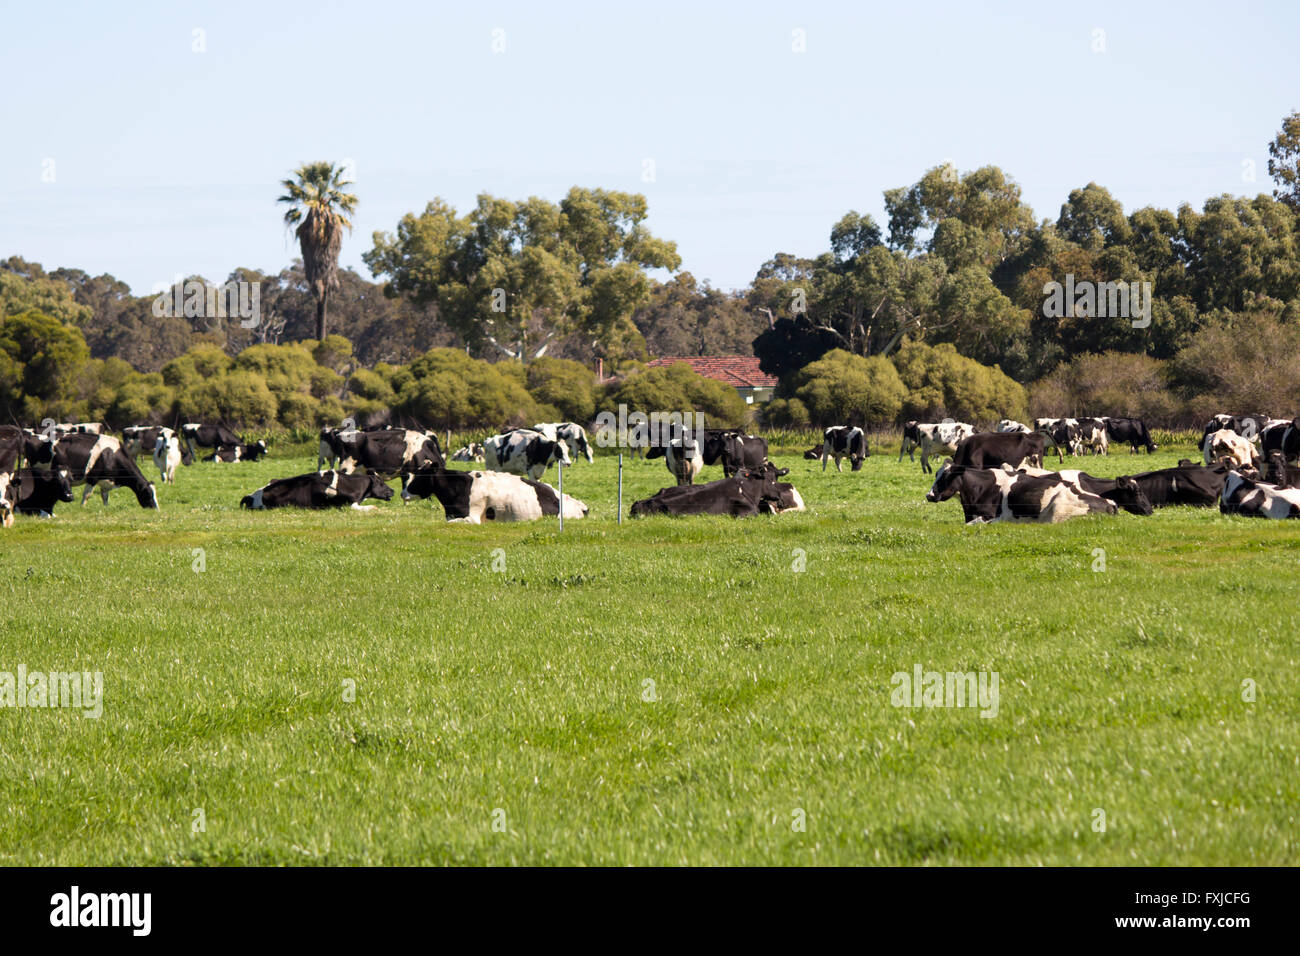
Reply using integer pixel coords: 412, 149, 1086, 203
1102, 417, 1158, 454
533, 423, 594, 463
11, 467, 75, 517
822, 426, 869, 472
483, 429, 571, 480
900, 421, 977, 473
1202, 428, 1260, 469
647, 435, 704, 485
1126, 464, 1228, 508
1034, 418, 1082, 457
1261, 418, 1300, 463
123, 426, 194, 465
203, 441, 268, 463
630, 464, 786, 518
702, 429, 770, 477
1265, 450, 1292, 488
404, 468, 587, 523
451, 443, 486, 463
49, 433, 159, 508
925, 461, 1116, 524
241, 470, 394, 511
181, 422, 241, 456
1220, 471, 1300, 519
0, 425, 21, 528
1012, 466, 1153, 516
1075, 418, 1109, 455
320, 428, 444, 493
996, 419, 1032, 434
153, 432, 183, 483
951, 431, 1052, 470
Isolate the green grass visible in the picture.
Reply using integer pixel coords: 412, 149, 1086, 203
1, 439, 1297, 865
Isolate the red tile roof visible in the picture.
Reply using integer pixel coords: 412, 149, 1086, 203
646, 355, 778, 389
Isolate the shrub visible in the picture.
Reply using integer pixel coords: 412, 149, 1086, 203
891, 341, 1027, 423
787, 349, 906, 426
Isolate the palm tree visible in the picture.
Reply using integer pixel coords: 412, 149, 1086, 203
277, 162, 358, 340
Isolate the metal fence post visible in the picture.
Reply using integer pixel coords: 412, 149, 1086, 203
618, 453, 623, 524
558, 462, 564, 531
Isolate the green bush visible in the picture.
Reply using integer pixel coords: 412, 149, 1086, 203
602, 362, 749, 427
787, 349, 906, 426
526, 356, 597, 422
892, 341, 1027, 423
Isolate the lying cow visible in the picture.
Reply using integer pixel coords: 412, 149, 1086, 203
1261, 418, 1300, 463
404, 468, 587, 523
1011, 466, 1153, 515
241, 470, 394, 510
1220, 471, 1300, 519
1265, 450, 1292, 488
951, 431, 1053, 470
900, 421, 976, 473
203, 441, 269, 463
50, 433, 159, 508
533, 422, 594, 463
483, 429, 571, 480
451, 443, 486, 463
823, 426, 868, 472
0, 425, 20, 528
181, 422, 241, 457
925, 460, 1116, 524
1126, 464, 1228, 508
1102, 417, 1158, 454
11, 467, 75, 517
630, 464, 788, 518
1202, 429, 1260, 469
802, 445, 823, 460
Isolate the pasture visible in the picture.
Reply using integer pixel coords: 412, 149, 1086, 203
2, 438, 1298, 865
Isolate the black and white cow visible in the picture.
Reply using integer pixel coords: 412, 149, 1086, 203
1260, 417, 1300, 463
629, 464, 788, 518
1219, 471, 1300, 519
1075, 418, 1109, 455
451, 443, 486, 462
1202, 428, 1260, 469
49, 433, 159, 508
153, 432, 183, 483
0, 425, 21, 528
996, 419, 1032, 434
803, 445, 823, 460
822, 426, 869, 472
240, 470, 394, 511
181, 422, 241, 456
951, 431, 1051, 470
532, 423, 594, 463
404, 468, 588, 523
701, 429, 770, 477
1264, 450, 1292, 488
1034, 418, 1082, 457
483, 429, 571, 480
645, 435, 705, 486
11, 467, 75, 517
1102, 417, 1158, 454
1126, 463, 1228, 508
1202, 414, 1271, 446
203, 441, 268, 463
319, 427, 445, 493
124, 426, 195, 466
925, 461, 1116, 524
1012, 465, 1153, 515
900, 421, 977, 473
20, 429, 54, 468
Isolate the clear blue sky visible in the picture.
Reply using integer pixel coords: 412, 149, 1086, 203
2, 0, 1295, 296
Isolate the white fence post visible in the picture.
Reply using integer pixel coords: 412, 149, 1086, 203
618, 453, 623, 524
558, 462, 564, 531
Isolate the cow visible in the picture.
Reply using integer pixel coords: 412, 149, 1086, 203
203, 441, 268, 463
49, 433, 159, 508
451, 443, 486, 463
647, 435, 704, 485
900, 421, 977, 473
702, 429, 770, 477
1261, 418, 1300, 463
404, 468, 588, 523
1202, 428, 1260, 469
1102, 417, 1158, 454
768, 480, 806, 514
0, 425, 20, 528
124, 426, 195, 466
996, 419, 1032, 434
20, 429, 53, 467
1265, 450, 1292, 488
153, 432, 183, 483
1075, 418, 1109, 455
925, 461, 1116, 524
951, 431, 1052, 470
241, 470, 394, 511
822, 426, 869, 472
1011, 465, 1153, 516
532, 423, 594, 464
483, 429, 571, 481
803, 445, 823, 460
630, 464, 786, 518
181, 422, 241, 456
11, 467, 75, 517
1202, 415, 1271, 448
1220, 471, 1300, 519
1034, 418, 1082, 457
320, 427, 445, 494
1126, 464, 1228, 508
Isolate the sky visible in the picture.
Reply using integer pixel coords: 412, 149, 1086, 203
1, 0, 1296, 296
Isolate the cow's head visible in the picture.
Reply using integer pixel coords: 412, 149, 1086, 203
1109, 476, 1154, 516
901, 421, 920, 442
53, 468, 74, 503
366, 472, 395, 501
553, 439, 573, 468
925, 460, 962, 502
803, 445, 821, 460
1266, 450, 1290, 488
136, 481, 159, 509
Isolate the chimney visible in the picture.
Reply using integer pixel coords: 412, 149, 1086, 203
597, 357, 603, 381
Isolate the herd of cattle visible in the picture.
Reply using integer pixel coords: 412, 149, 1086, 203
3, 412, 1300, 527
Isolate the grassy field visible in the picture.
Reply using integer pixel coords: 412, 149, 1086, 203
2, 438, 1297, 865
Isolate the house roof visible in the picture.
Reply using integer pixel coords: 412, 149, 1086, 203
646, 355, 779, 389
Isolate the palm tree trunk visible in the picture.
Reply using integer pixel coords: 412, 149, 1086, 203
315, 290, 328, 340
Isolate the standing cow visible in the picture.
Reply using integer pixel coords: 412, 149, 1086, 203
153, 432, 183, 483
822, 426, 868, 472
483, 430, 572, 480
50, 433, 159, 508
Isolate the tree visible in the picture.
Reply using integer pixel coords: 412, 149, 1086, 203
1268, 110, 1300, 212
602, 362, 748, 428
0, 310, 91, 420
278, 162, 358, 340
785, 349, 906, 426
891, 341, 1027, 422
526, 357, 597, 423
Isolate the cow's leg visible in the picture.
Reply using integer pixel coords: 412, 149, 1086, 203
822, 452, 829, 472
100, 483, 111, 505
80, 482, 94, 506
